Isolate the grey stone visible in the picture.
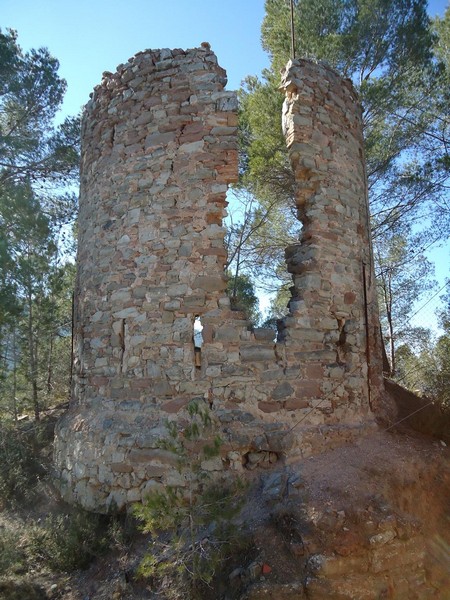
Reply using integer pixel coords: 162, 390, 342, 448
240, 345, 275, 362
272, 382, 294, 400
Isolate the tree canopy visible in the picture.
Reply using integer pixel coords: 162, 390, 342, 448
241, 0, 449, 236
0, 29, 79, 420
235, 0, 449, 353
0, 29, 79, 190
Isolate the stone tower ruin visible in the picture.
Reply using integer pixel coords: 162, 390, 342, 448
54, 46, 384, 510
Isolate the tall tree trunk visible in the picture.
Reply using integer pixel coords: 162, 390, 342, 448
27, 291, 39, 421
47, 329, 53, 394
387, 277, 395, 376
232, 243, 242, 302
12, 326, 18, 423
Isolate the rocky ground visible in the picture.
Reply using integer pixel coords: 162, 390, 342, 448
1, 413, 449, 600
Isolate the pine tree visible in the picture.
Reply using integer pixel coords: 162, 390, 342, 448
237, 0, 449, 337
0, 29, 79, 420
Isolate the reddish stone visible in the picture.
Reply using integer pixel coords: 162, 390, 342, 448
91, 376, 109, 386
129, 378, 152, 389
262, 564, 272, 574
297, 381, 321, 397
335, 531, 364, 556
305, 364, 324, 379
161, 397, 190, 413
344, 291, 357, 305
258, 401, 281, 413
179, 131, 206, 144
181, 122, 204, 135
202, 324, 213, 343
206, 212, 222, 225
128, 449, 178, 465
321, 232, 339, 242
284, 398, 309, 410
198, 248, 227, 257
192, 275, 227, 292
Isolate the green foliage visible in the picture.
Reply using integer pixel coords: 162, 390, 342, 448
0, 28, 80, 189
0, 424, 44, 508
135, 480, 245, 598
0, 580, 47, 600
0, 510, 116, 581
262, 0, 434, 77
434, 8, 450, 71
134, 400, 246, 599
0, 29, 79, 421
417, 288, 450, 410
262, 283, 291, 328
0, 194, 75, 419
238, 1, 449, 318
427, 334, 450, 411
225, 190, 299, 297
227, 271, 260, 324
395, 290, 450, 414
374, 225, 436, 374
254, 0, 444, 228
27, 510, 109, 572
0, 527, 25, 576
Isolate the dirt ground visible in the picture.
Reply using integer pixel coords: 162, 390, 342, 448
1, 422, 449, 600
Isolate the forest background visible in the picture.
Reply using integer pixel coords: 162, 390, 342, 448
1, 0, 449, 423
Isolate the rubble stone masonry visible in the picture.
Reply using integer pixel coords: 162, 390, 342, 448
54, 48, 384, 510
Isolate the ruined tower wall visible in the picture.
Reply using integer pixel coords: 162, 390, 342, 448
54, 49, 384, 511
280, 59, 385, 419
74, 45, 238, 405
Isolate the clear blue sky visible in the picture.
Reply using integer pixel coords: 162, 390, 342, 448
2, 0, 269, 119
2, 0, 448, 120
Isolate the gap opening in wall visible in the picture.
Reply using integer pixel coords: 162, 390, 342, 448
193, 315, 203, 368
224, 185, 302, 328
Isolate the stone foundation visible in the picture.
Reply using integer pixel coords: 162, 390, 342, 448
54, 48, 384, 510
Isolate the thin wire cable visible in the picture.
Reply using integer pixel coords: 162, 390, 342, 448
290, 0, 296, 60
401, 279, 449, 326
383, 399, 438, 432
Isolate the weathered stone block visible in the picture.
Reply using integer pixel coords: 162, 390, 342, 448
111, 463, 133, 473
272, 382, 294, 400
284, 398, 309, 410
253, 328, 276, 341
192, 275, 227, 292
128, 448, 178, 466
214, 326, 240, 342
240, 345, 275, 362
258, 401, 281, 413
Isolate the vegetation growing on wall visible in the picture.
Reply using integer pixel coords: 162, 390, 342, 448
134, 401, 246, 599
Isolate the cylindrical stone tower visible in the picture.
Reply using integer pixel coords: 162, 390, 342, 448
54, 51, 386, 511
54, 46, 240, 509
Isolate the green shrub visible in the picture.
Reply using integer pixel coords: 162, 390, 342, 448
107, 512, 138, 554
27, 510, 109, 572
134, 400, 246, 599
0, 579, 47, 600
0, 424, 43, 508
0, 527, 25, 576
